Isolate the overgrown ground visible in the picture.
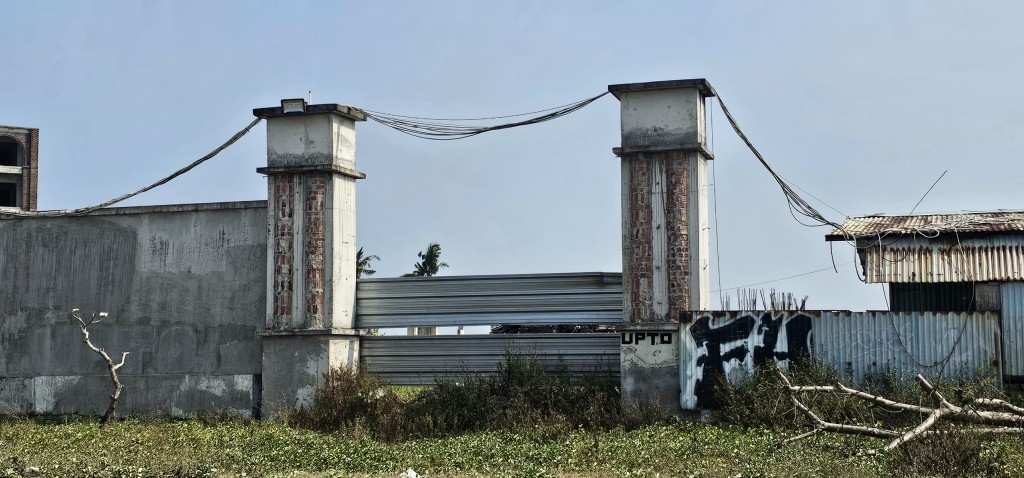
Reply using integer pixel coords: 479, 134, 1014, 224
0, 418, 907, 477
3, 356, 1023, 477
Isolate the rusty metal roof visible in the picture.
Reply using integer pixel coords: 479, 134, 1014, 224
825, 210, 1024, 241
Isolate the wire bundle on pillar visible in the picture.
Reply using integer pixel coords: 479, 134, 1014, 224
362, 92, 608, 140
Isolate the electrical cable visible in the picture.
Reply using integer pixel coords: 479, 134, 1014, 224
362, 92, 608, 140
0, 117, 263, 219
712, 260, 855, 292
715, 94, 853, 240
709, 97, 725, 305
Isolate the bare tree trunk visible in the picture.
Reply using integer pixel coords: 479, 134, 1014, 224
775, 369, 1024, 453
72, 309, 130, 425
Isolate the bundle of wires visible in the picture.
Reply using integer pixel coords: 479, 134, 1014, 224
714, 95, 852, 239
362, 92, 608, 140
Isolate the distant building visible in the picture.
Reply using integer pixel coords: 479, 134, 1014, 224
0, 125, 39, 211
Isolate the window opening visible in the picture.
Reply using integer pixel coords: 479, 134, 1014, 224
0, 182, 17, 207
0, 139, 19, 166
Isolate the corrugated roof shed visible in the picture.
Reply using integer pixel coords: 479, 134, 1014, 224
825, 210, 1024, 241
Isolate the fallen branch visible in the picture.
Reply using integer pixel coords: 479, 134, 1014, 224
72, 309, 129, 424
775, 369, 1024, 453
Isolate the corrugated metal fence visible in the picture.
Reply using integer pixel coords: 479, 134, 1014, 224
352, 273, 1014, 395
681, 310, 1003, 409
361, 333, 621, 384
1001, 282, 1024, 380
356, 273, 623, 384
355, 272, 622, 328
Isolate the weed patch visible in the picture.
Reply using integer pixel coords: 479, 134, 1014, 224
291, 353, 666, 441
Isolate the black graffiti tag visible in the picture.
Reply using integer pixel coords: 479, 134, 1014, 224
688, 312, 813, 408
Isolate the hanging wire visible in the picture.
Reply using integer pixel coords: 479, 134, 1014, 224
712, 260, 856, 292
708, 97, 725, 306
362, 92, 608, 140
0, 117, 263, 219
715, 94, 854, 240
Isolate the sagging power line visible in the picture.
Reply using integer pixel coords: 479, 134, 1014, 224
362, 92, 608, 140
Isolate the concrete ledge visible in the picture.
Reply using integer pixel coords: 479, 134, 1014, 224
253, 104, 367, 122
617, 322, 681, 332
608, 78, 717, 98
17, 200, 268, 218
257, 164, 366, 180
613, 144, 714, 159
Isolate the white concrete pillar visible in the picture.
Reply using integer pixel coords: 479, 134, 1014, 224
610, 79, 716, 411
254, 100, 366, 414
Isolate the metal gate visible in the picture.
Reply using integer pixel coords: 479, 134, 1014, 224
355, 272, 623, 384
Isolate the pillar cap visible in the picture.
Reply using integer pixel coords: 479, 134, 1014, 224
608, 78, 717, 100
253, 102, 367, 121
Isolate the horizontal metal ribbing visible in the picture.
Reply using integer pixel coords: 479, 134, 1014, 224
361, 333, 621, 385
355, 272, 623, 328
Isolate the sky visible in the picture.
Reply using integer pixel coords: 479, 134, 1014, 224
3, 0, 1023, 315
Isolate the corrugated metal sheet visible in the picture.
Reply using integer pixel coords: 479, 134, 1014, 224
1001, 282, 1024, 380
815, 311, 1002, 384
355, 272, 623, 328
862, 235, 1024, 283
361, 333, 621, 385
889, 283, 978, 311
827, 211, 1024, 240
679, 310, 1002, 409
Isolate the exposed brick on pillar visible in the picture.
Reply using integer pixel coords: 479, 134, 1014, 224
304, 175, 327, 327
624, 156, 651, 322
664, 152, 691, 316
271, 174, 295, 327
622, 150, 694, 322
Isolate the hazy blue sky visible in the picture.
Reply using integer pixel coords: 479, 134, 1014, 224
3, 1, 1022, 313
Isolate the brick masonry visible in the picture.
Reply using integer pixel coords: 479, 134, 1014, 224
303, 175, 327, 328
271, 174, 295, 327
623, 150, 691, 322
0, 126, 39, 211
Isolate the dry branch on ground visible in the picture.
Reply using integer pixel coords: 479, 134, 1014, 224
775, 369, 1024, 453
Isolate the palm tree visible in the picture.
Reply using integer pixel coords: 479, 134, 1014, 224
402, 242, 448, 277
355, 247, 380, 278
403, 242, 449, 336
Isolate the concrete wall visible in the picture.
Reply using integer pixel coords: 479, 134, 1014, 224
0, 201, 267, 416
620, 323, 680, 411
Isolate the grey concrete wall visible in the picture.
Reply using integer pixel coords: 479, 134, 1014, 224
619, 324, 680, 412
0, 201, 267, 416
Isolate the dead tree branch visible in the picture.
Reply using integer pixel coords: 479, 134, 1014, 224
775, 369, 1024, 453
72, 309, 129, 424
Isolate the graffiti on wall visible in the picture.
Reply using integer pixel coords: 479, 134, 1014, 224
681, 311, 815, 409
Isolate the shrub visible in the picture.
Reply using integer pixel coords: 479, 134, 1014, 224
290, 352, 668, 441
289, 366, 403, 434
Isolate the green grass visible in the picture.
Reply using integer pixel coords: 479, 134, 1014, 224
3, 417, 1022, 477
0, 418, 850, 477
5, 356, 1021, 477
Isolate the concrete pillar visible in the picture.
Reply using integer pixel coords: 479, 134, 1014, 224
253, 100, 366, 414
610, 79, 715, 410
